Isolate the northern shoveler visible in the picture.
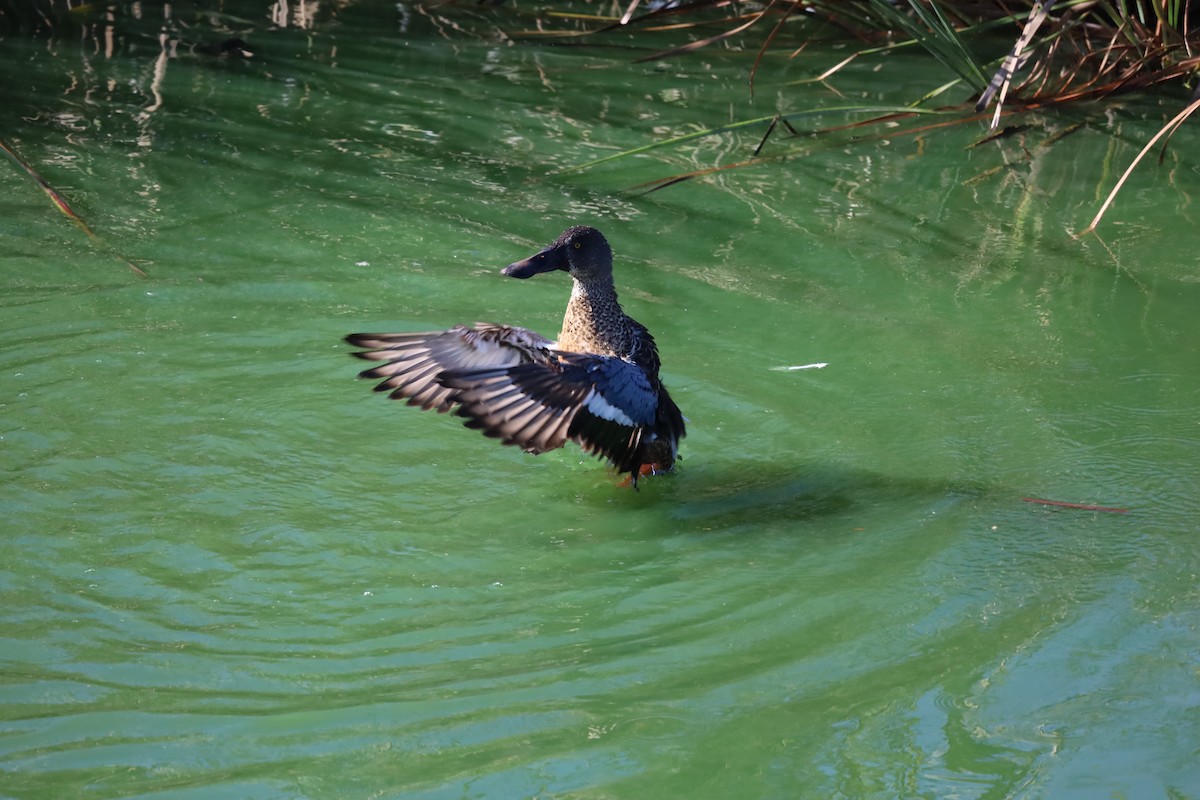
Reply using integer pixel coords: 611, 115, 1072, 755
346, 225, 685, 487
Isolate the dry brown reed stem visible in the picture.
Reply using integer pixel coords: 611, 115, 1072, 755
751, 2, 800, 97
0, 136, 148, 277
1080, 93, 1200, 234
633, 1, 781, 63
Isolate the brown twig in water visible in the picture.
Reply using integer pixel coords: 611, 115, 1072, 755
0, 136, 147, 277
1022, 497, 1129, 513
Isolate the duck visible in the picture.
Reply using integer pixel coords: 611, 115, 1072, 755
346, 225, 685, 487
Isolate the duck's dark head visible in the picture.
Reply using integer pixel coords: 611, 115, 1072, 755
502, 226, 613, 283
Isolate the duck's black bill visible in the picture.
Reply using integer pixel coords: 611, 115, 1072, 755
502, 245, 566, 279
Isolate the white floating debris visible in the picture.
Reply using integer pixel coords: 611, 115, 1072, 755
356, 260, 370, 267
770, 362, 828, 371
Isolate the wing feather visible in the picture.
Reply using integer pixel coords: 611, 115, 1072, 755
348, 324, 685, 481
440, 353, 678, 474
443, 365, 588, 454
346, 324, 554, 412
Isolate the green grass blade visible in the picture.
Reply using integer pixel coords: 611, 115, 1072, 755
558, 105, 954, 174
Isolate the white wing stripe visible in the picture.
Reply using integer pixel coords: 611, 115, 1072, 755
584, 389, 636, 428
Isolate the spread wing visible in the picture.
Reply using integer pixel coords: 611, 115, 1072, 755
440, 353, 669, 475
346, 323, 555, 412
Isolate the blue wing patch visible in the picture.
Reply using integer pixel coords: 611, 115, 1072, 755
581, 357, 657, 428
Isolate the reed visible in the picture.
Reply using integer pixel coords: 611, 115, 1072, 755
504, 0, 1198, 228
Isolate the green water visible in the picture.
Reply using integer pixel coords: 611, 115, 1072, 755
2, 3, 1198, 798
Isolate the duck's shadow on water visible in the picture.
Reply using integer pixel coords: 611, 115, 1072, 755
576, 459, 993, 531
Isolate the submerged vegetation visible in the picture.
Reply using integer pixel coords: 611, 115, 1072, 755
479, 0, 1200, 230
4, 1, 1197, 238
517, 1, 1198, 105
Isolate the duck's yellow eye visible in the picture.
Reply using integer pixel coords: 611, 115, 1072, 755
574, 242, 582, 249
